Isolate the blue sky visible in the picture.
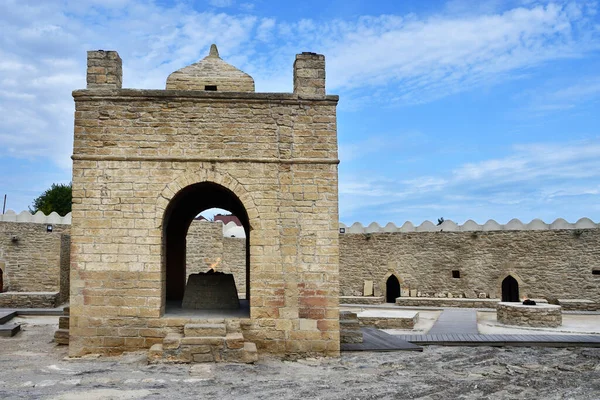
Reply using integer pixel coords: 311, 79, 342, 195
1, 0, 599, 225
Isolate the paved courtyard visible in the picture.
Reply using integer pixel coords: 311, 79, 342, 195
1, 320, 599, 399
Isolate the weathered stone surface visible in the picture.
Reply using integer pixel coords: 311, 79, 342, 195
396, 297, 500, 309
70, 46, 340, 359
497, 302, 562, 328
340, 230, 600, 305
166, 45, 255, 92
182, 273, 240, 310
339, 311, 363, 344
339, 296, 384, 305
356, 310, 418, 329
0, 292, 60, 308
54, 328, 69, 345
0, 221, 70, 306
184, 323, 226, 337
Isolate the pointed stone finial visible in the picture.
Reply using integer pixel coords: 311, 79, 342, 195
209, 44, 220, 58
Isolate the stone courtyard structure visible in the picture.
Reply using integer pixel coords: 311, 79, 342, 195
69, 46, 341, 358
1, 46, 599, 362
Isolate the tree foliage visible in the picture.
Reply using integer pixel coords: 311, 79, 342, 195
30, 183, 72, 216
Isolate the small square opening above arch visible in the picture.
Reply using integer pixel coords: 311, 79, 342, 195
593, 269, 600, 276
204, 85, 217, 91
452, 270, 461, 279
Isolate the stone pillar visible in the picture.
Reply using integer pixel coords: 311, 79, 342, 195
86, 50, 122, 89
293, 52, 325, 97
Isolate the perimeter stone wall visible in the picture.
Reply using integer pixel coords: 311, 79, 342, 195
0, 221, 70, 307
340, 230, 600, 304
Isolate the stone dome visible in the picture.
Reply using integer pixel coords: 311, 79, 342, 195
166, 44, 255, 92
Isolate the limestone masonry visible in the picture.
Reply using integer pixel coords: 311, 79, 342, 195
1, 45, 599, 361
69, 45, 340, 358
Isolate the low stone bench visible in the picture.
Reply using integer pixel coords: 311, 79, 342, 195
396, 297, 500, 309
357, 310, 419, 329
340, 296, 384, 305
0, 292, 59, 308
557, 299, 598, 311
497, 302, 562, 328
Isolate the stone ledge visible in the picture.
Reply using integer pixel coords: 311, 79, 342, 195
395, 297, 500, 308
340, 296, 384, 305
73, 88, 339, 103
357, 310, 419, 329
0, 292, 60, 308
557, 299, 599, 311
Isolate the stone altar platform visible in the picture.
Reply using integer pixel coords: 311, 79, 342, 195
182, 272, 240, 310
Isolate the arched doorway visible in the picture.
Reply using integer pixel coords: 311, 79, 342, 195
386, 275, 400, 303
0, 268, 3, 293
162, 182, 250, 315
501, 275, 519, 302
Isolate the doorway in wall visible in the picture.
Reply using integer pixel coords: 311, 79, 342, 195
386, 275, 400, 303
501, 275, 519, 302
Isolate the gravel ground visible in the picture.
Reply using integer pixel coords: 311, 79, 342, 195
1, 324, 599, 400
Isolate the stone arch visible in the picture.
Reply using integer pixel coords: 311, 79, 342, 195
157, 170, 259, 313
380, 271, 403, 300
496, 270, 525, 300
155, 169, 259, 230
501, 275, 520, 302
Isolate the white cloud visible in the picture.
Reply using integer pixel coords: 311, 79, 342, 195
209, 0, 234, 7
1, 0, 599, 219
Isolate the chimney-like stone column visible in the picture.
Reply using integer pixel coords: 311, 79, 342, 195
293, 52, 325, 98
86, 50, 122, 89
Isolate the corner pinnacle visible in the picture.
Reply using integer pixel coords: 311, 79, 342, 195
209, 44, 220, 58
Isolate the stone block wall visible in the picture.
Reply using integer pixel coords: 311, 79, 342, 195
340, 229, 600, 304
0, 221, 70, 294
70, 57, 340, 358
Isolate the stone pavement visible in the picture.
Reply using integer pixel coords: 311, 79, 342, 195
427, 309, 479, 335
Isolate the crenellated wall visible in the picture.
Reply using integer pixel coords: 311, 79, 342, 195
1, 213, 598, 309
339, 217, 599, 233
339, 219, 600, 305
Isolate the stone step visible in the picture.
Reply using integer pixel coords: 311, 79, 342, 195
59, 316, 70, 330
340, 319, 360, 328
184, 323, 226, 337
223, 342, 258, 364
0, 311, 16, 325
340, 330, 363, 344
163, 332, 183, 350
0, 323, 21, 337
340, 311, 359, 321
54, 328, 69, 344
181, 336, 226, 346
148, 343, 164, 363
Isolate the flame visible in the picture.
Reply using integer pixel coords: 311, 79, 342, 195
208, 257, 221, 272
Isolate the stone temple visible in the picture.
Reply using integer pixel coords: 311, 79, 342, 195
69, 45, 340, 359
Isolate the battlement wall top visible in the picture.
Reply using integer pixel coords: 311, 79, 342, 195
339, 218, 599, 233
0, 210, 72, 224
